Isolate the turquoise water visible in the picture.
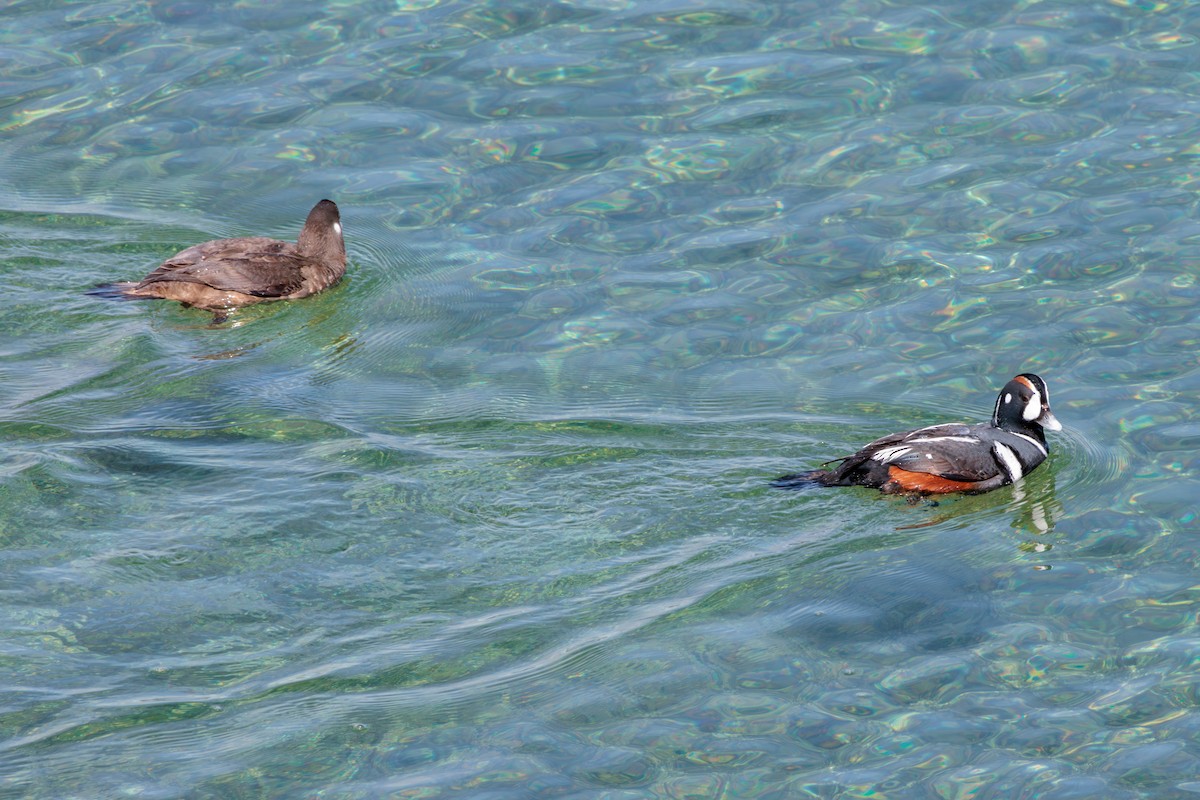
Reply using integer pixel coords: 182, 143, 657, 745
3, 0, 1200, 796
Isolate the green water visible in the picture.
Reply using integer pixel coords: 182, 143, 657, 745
3, 0, 1200, 797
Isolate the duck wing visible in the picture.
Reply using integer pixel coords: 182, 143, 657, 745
821, 423, 992, 483
866, 423, 1003, 482
137, 238, 309, 298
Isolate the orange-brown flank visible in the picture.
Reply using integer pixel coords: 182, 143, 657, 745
887, 466, 981, 494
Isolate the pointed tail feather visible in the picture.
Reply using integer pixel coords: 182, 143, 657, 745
87, 282, 142, 301
770, 470, 830, 490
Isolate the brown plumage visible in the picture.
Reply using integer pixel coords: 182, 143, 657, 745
92, 199, 346, 314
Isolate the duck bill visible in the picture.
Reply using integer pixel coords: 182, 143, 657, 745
1039, 409, 1062, 431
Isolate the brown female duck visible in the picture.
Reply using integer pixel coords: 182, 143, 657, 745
93, 199, 346, 314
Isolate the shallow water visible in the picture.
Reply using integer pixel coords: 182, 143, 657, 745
3, 0, 1200, 797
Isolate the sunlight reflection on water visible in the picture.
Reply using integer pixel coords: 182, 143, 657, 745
3, 0, 1200, 797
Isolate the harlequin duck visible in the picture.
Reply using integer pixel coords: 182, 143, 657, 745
773, 373, 1062, 495
91, 199, 346, 315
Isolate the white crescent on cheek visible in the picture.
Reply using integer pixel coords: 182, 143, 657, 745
1022, 389, 1041, 422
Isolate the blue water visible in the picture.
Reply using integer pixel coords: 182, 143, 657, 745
3, 0, 1200, 797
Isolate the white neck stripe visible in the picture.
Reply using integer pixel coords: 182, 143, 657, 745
1009, 431, 1047, 457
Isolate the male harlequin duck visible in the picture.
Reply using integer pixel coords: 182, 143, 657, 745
773, 373, 1062, 495
91, 199, 346, 315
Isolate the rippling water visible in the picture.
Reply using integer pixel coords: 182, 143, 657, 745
4, 0, 1200, 797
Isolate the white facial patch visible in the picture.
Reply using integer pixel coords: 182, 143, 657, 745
1022, 388, 1041, 422
993, 442, 1023, 482
871, 445, 913, 464
333, 221, 342, 237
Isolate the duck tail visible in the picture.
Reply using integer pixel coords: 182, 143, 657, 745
770, 470, 832, 490
87, 282, 142, 301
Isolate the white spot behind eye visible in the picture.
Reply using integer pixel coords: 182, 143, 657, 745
333, 221, 342, 236
1005, 393, 1012, 405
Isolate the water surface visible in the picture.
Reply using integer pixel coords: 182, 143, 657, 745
3, 0, 1200, 797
